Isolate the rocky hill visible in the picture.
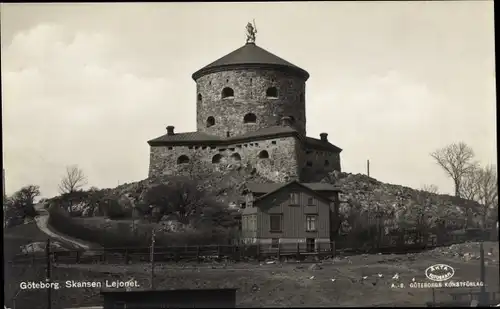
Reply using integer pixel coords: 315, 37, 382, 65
323, 171, 489, 230
50, 163, 270, 216
48, 166, 494, 231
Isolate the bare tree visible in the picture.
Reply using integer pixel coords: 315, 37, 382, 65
421, 184, 439, 194
476, 165, 498, 228
459, 166, 482, 201
459, 164, 498, 228
59, 165, 87, 194
430, 142, 477, 198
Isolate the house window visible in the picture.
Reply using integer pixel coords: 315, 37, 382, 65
307, 197, 315, 205
242, 216, 247, 231
271, 238, 279, 249
270, 214, 282, 232
249, 215, 256, 231
290, 192, 299, 205
306, 215, 317, 232
246, 194, 253, 208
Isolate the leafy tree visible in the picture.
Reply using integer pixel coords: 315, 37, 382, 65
59, 165, 88, 194
143, 179, 238, 229
4, 185, 41, 226
144, 180, 205, 225
430, 142, 477, 197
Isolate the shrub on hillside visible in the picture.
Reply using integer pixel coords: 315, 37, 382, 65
48, 197, 238, 249
103, 198, 131, 219
48, 189, 106, 217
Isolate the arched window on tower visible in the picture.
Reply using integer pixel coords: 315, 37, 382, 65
230, 153, 241, 161
177, 155, 190, 164
243, 113, 257, 124
299, 93, 305, 103
221, 87, 234, 99
258, 150, 269, 159
197, 93, 202, 104
266, 87, 278, 99
206, 116, 215, 128
212, 154, 222, 164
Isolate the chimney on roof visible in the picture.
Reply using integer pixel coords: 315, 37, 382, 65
280, 116, 292, 127
320, 133, 328, 142
166, 126, 175, 135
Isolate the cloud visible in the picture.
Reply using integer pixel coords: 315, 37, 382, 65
2, 23, 183, 197
307, 71, 458, 191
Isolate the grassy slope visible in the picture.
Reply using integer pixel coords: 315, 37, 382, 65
4, 222, 81, 309
12, 241, 498, 308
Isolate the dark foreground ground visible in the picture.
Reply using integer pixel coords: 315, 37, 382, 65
5, 241, 499, 308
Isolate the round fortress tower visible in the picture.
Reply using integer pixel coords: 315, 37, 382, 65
192, 38, 310, 138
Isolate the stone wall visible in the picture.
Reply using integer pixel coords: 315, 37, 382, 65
195, 69, 306, 138
148, 136, 301, 182
298, 148, 341, 182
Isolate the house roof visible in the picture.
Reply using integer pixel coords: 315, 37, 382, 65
148, 126, 342, 152
245, 181, 342, 194
251, 180, 337, 205
303, 182, 343, 191
192, 42, 309, 80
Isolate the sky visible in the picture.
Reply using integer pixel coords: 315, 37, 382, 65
1, 2, 496, 198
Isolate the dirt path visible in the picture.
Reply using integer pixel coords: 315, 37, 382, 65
34, 203, 93, 250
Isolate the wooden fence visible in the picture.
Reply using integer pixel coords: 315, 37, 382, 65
7, 226, 497, 266
7, 240, 445, 266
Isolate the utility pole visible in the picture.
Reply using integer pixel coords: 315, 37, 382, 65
479, 242, 487, 306
45, 239, 52, 309
367, 160, 370, 177
150, 229, 156, 290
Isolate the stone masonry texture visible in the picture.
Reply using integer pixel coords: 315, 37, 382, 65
148, 136, 301, 183
196, 69, 306, 138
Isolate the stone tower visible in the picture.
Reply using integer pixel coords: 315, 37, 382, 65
192, 41, 309, 138
148, 25, 342, 182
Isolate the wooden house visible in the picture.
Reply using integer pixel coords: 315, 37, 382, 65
241, 181, 341, 252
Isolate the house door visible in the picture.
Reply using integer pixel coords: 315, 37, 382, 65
306, 238, 315, 252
